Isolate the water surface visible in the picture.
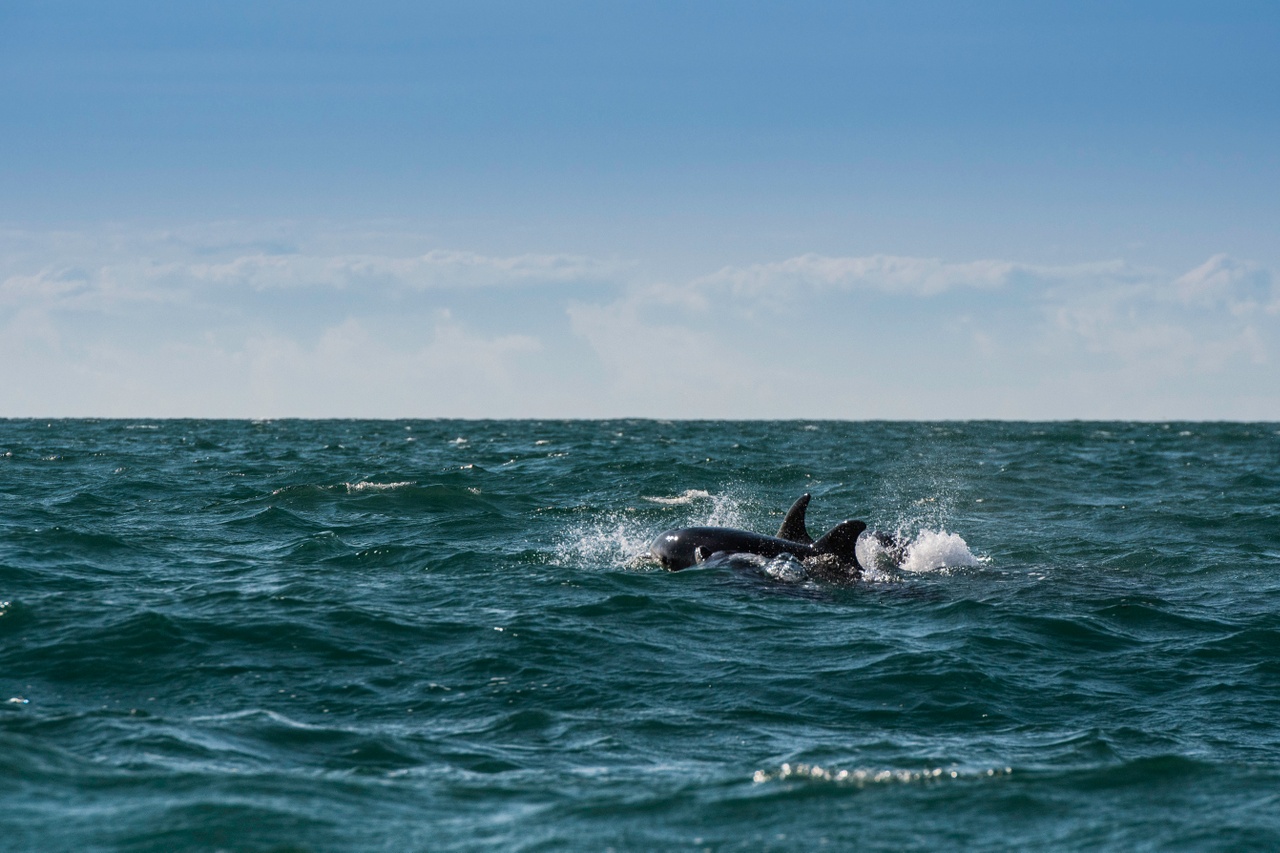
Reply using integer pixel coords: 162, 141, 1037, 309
2, 420, 1278, 850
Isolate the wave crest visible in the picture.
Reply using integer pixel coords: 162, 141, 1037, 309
642, 489, 712, 506
343, 481, 415, 493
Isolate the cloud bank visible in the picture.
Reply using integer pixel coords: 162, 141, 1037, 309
2, 225, 1276, 419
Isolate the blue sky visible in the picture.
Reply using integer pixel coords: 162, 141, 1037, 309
2, 1, 1278, 417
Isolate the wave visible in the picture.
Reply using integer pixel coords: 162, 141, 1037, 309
269, 480, 416, 497
642, 489, 712, 505
342, 481, 415, 493
752, 763, 1013, 786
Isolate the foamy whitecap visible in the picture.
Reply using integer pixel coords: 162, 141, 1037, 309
343, 481, 415, 493
640, 490, 747, 528
190, 708, 326, 730
642, 489, 712, 505
752, 763, 1012, 785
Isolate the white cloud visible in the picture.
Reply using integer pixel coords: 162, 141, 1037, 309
698, 253, 1017, 297
0, 243, 615, 318
234, 313, 544, 417
0, 225, 579, 416
566, 296, 785, 417
1172, 253, 1275, 313
565, 252, 1279, 418
1, 310, 544, 418
1, 223, 1276, 418
178, 248, 616, 292
1045, 255, 1274, 379
693, 253, 1141, 298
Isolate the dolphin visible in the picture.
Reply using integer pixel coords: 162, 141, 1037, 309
649, 493, 870, 574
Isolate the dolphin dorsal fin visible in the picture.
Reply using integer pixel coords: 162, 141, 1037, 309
814, 519, 867, 569
777, 493, 814, 544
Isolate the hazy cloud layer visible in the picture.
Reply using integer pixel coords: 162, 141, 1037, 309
695, 254, 1127, 297
2, 226, 1276, 418
0, 227, 616, 310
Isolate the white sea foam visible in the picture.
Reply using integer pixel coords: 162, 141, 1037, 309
641, 490, 747, 528
855, 536, 891, 573
752, 763, 1012, 785
190, 708, 327, 730
343, 481, 415, 493
642, 489, 712, 505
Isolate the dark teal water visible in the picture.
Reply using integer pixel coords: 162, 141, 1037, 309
2, 420, 1278, 851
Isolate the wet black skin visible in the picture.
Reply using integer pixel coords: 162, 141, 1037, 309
648, 494, 904, 576
650, 519, 867, 572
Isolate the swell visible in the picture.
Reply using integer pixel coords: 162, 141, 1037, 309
2, 419, 1279, 851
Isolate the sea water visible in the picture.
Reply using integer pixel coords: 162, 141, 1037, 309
1, 419, 1278, 851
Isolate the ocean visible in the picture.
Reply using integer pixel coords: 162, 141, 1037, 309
2, 419, 1278, 851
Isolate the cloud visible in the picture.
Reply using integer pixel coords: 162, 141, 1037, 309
693, 253, 1140, 298
566, 251, 1279, 418
179, 248, 617, 292
1045, 255, 1274, 378
0, 239, 616, 317
1, 309, 544, 417
2, 223, 1276, 418
234, 313, 544, 417
566, 296, 783, 417
1173, 253, 1275, 313
0, 225, 580, 416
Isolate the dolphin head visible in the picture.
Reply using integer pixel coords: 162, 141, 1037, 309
650, 529, 698, 571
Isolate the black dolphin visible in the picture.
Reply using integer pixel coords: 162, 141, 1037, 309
650, 493, 870, 573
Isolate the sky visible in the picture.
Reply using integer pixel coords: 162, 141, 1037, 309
2, 1, 1278, 419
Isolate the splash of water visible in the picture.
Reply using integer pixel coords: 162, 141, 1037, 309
551, 511, 656, 569
761, 554, 807, 583
557, 491, 978, 576
559, 490, 752, 569
857, 528, 980, 575
899, 529, 980, 572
